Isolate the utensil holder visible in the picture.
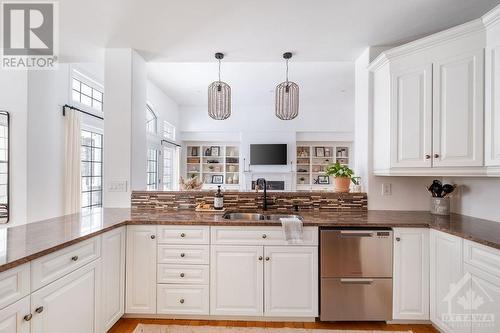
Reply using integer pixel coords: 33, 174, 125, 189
430, 197, 450, 215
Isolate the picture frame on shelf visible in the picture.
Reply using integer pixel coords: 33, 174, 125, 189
204, 147, 211, 156
211, 146, 220, 156
317, 175, 330, 184
315, 147, 325, 157
191, 146, 199, 156
211, 175, 224, 184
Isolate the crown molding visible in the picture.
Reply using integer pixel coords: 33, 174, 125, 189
368, 18, 485, 72
483, 4, 500, 29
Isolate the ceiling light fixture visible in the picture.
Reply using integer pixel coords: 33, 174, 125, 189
208, 52, 231, 120
275, 52, 299, 120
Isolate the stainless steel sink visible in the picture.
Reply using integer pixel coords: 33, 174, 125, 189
222, 212, 303, 221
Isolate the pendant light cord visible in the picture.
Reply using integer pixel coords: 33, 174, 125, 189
285, 58, 289, 83
218, 58, 221, 82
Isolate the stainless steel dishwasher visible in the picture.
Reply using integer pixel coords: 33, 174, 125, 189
320, 228, 393, 321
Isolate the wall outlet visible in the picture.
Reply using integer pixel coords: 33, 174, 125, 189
382, 183, 392, 196
108, 180, 128, 192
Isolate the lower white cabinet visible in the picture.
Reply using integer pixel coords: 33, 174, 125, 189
157, 285, 209, 315
0, 296, 30, 333
210, 246, 264, 316
393, 228, 429, 320
125, 225, 157, 314
101, 227, 126, 331
264, 246, 318, 317
467, 265, 500, 333
30, 259, 101, 333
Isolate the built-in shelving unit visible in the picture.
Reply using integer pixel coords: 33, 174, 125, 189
296, 142, 352, 190
185, 143, 240, 189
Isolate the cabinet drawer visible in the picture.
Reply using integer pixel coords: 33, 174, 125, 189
158, 264, 209, 285
157, 226, 209, 245
31, 237, 101, 291
158, 245, 209, 265
0, 263, 30, 310
464, 240, 500, 277
211, 226, 318, 246
157, 284, 209, 315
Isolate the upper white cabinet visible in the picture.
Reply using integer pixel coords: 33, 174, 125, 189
393, 228, 429, 320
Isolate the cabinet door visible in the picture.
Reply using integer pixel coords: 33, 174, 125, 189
264, 246, 318, 317
210, 246, 263, 316
393, 228, 429, 320
430, 230, 468, 333
433, 49, 484, 167
0, 296, 30, 333
30, 260, 101, 333
390, 64, 433, 168
125, 225, 157, 314
485, 44, 500, 166
101, 227, 126, 331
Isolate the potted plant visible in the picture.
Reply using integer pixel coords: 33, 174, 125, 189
299, 176, 306, 185
325, 162, 355, 193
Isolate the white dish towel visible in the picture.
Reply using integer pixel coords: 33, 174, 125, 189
280, 217, 303, 244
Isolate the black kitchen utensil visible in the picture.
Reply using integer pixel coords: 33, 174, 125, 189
442, 184, 455, 197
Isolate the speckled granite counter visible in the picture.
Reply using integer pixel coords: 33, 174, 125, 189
0, 208, 499, 272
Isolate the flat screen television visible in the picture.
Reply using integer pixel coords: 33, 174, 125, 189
250, 144, 287, 165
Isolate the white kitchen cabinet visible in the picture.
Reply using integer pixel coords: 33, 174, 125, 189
210, 246, 263, 316
125, 225, 157, 314
101, 227, 126, 331
430, 230, 467, 333
264, 246, 318, 317
390, 64, 433, 168
393, 228, 429, 320
467, 264, 500, 333
30, 260, 101, 333
0, 296, 30, 333
433, 49, 484, 167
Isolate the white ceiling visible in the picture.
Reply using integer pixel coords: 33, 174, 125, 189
147, 62, 354, 107
59, 0, 500, 62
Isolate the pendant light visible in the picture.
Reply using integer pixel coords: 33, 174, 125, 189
275, 52, 299, 120
208, 52, 231, 120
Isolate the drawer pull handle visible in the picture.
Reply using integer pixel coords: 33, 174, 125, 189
179, 298, 185, 304
71, 256, 79, 261
258, 256, 263, 261
35, 306, 44, 314
265, 257, 270, 261
23, 314, 32, 321
425, 154, 431, 159
180, 233, 186, 238
150, 235, 156, 240
180, 273, 185, 277
180, 253, 185, 258
434, 153, 440, 158
262, 234, 267, 239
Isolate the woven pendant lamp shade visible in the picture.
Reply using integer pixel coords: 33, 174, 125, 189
275, 52, 299, 120
208, 53, 231, 120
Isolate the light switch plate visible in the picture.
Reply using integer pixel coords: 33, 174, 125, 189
382, 183, 392, 196
108, 180, 128, 192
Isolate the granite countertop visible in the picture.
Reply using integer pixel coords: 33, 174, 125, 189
0, 208, 499, 273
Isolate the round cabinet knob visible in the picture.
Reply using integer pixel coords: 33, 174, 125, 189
23, 314, 32, 322
258, 256, 263, 261
396, 237, 401, 242
425, 154, 431, 160
179, 299, 185, 304
180, 273, 185, 278
262, 234, 267, 239
35, 306, 44, 314
265, 257, 270, 261
180, 253, 185, 258
180, 233, 186, 238
434, 154, 440, 158
71, 256, 78, 262
150, 235, 156, 240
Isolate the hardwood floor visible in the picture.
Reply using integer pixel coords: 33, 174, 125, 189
108, 318, 439, 333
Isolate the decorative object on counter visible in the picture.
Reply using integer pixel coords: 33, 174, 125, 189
211, 175, 223, 184
195, 200, 226, 213
352, 177, 362, 192
325, 162, 355, 193
208, 52, 231, 120
427, 179, 456, 215
276, 52, 299, 120
210, 146, 220, 156
179, 176, 203, 190
317, 175, 330, 184
213, 186, 224, 210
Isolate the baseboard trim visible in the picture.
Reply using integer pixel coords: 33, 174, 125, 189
123, 314, 316, 322
387, 320, 432, 325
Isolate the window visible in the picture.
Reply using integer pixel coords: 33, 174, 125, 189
163, 147, 174, 190
146, 105, 157, 134
147, 148, 158, 190
72, 78, 103, 111
163, 121, 175, 141
81, 130, 103, 209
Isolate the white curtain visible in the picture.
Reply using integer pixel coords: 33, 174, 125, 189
64, 110, 81, 215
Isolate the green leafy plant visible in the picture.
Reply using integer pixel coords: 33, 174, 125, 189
325, 162, 356, 183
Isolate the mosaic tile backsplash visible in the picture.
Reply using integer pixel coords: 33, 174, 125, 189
131, 191, 368, 211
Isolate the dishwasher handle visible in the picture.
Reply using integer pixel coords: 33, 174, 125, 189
339, 230, 376, 238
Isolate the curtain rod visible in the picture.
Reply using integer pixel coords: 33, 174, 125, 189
62, 104, 104, 120
161, 139, 181, 147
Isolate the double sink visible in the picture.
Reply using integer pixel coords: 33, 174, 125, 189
222, 212, 303, 221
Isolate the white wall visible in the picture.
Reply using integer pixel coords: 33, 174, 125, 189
449, 178, 500, 222
0, 71, 28, 225
147, 81, 180, 135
